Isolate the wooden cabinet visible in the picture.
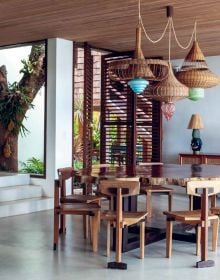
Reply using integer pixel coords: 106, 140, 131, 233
179, 153, 220, 165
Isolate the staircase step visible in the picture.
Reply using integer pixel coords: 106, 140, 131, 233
0, 197, 54, 218
0, 172, 30, 188
0, 185, 42, 202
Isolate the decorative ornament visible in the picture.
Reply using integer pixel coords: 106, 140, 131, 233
3, 141, 11, 158
7, 120, 15, 132
161, 102, 175, 121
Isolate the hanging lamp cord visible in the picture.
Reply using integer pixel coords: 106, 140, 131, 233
138, 0, 197, 49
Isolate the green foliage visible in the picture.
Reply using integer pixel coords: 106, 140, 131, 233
19, 45, 44, 75
73, 160, 83, 170
92, 112, 100, 148
20, 157, 44, 174
0, 83, 34, 136
0, 44, 45, 138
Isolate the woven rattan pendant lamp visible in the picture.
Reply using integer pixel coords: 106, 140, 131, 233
145, 6, 188, 121
176, 40, 220, 100
108, 23, 155, 94
108, 1, 169, 94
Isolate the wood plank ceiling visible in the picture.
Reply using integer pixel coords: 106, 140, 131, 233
0, 0, 220, 58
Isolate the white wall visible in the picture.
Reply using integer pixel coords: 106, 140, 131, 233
163, 56, 220, 163
31, 38, 73, 196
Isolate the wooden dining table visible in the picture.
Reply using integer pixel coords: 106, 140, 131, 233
79, 163, 220, 267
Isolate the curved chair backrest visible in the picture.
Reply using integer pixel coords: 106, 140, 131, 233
99, 178, 140, 197
187, 179, 220, 196
57, 167, 75, 189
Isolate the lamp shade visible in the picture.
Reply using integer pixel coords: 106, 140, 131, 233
128, 78, 149, 94
187, 114, 204, 129
188, 88, 204, 101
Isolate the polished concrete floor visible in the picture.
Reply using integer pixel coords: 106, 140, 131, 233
0, 192, 220, 280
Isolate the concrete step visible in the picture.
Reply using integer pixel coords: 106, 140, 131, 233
0, 172, 30, 188
0, 197, 54, 218
0, 185, 42, 202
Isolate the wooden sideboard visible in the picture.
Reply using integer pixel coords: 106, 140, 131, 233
179, 153, 220, 165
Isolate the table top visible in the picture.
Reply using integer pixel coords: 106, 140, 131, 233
179, 153, 220, 156
80, 164, 220, 186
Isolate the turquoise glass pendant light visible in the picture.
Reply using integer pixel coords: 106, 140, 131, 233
128, 78, 149, 94
188, 88, 204, 101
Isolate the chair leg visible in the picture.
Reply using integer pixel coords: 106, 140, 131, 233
168, 193, 172, 211
140, 221, 145, 259
91, 213, 99, 253
211, 195, 217, 208
196, 225, 201, 256
106, 221, 111, 257
59, 214, 66, 234
146, 192, 152, 218
189, 195, 193, 211
166, 219, 173, 258
212, 218, 219, 252
53, 210, 59, 250
89, 216, 93, 244
83, 215, 89, 239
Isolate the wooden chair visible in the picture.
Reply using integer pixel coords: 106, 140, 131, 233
99, 178, 147, 269
141, 184, 174, 218
164, 180, 220, 267
57, 167, 101, 238
139, 162, 174, 218
53, 167, 101, 252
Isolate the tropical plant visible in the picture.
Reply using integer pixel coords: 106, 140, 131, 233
92, 111, 100, 148
20, 157, 44, 174
0, 44, 45, 172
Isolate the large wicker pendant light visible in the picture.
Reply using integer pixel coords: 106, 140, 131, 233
108, 24, 155, 94
108, 0, 169, 94
145, 6, 188, 121
176, 40, 220, 100
147, 62, 188, 120
108, 24, 168, 94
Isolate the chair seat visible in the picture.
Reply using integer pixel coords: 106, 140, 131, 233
141, 185, 174, 194
58, 203, 100, 215
211, 207, 220, 215
101, 210, 147, 226
164, 209, 218, 222
60, 194, 101, 204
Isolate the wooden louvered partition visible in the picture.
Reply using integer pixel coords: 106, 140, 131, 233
83, 43, 93, 170
100, 53, 162, 166
73, 43, 94, 170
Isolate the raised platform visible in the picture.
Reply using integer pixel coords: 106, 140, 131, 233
0, 172, 53, 218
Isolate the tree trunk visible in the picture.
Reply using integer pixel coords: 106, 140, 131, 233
0, 124, 18, 171
0, 44, 45, 172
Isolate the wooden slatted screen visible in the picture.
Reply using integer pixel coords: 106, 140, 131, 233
83, 43, 93, 169
100, 53, 162, 165
73, 43, 93, 170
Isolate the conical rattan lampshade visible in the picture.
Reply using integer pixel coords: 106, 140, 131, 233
176, 41, 220, 88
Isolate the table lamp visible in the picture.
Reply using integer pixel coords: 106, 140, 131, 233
187, 114, 204, 154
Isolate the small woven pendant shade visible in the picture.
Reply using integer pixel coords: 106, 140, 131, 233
146, 62, 189, 102
145, 62, 188, 120
176, 41, 220, 88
